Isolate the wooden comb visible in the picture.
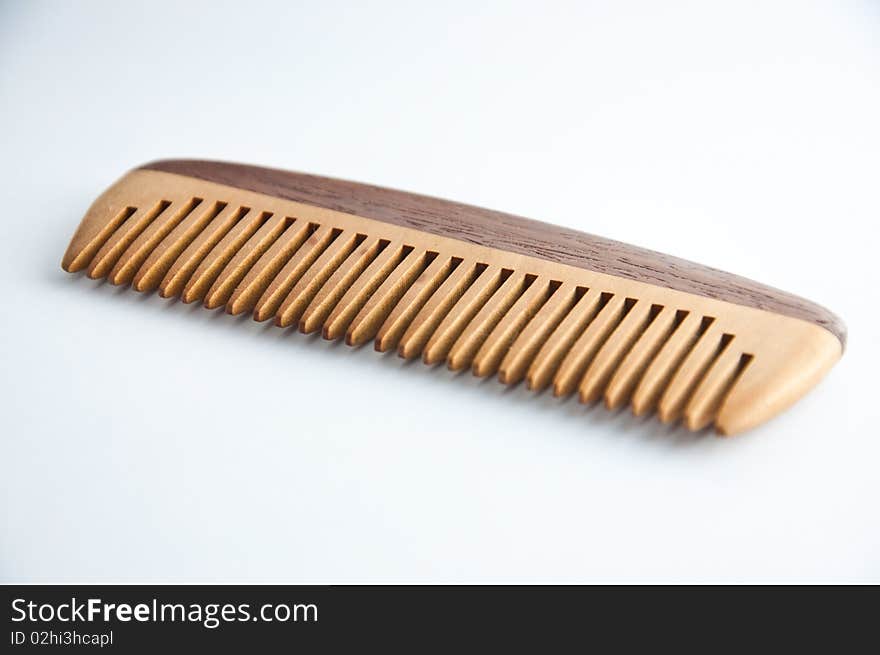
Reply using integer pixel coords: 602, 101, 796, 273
61, 160, 844, 435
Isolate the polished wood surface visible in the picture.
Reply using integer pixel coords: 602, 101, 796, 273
141, 159, 844, 345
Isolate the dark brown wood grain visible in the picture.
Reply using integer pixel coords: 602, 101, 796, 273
141, 159, 846, 345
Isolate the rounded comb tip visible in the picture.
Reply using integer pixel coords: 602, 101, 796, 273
714, 324, 842, 436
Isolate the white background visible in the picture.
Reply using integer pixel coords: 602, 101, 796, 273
1, 1, 878, 582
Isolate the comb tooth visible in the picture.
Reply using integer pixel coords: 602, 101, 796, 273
630, 312, 703, 416
446, 271, 525, 371
657, 324, 724, 424
226, 220, 312, 316
274, 231, 360, 327
159, 204, 249, 299
133, 201, 227, 292
202, 214, 287, 309
323, 242, 408, 341
684, 343, 746, 431
345, 249, 430, 347
374, 255, 454, 353
63, 205, 137, 273
525, 288, 603, 391
180, 209, 268, 304
421, 265, 503, 365
552, 295, 626, 396
251, 225, 337, 321
578, 300, 654, 404
108, 198, 203, 286
498, 282, 576, 385
398, 260, 481, 360
604, 306, 677, 409
472, 276, 550, 378
299, 236, 385, 334
87, 200, 172, 279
